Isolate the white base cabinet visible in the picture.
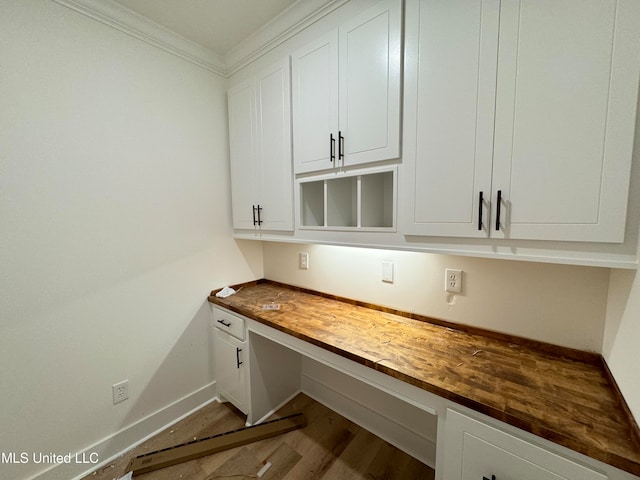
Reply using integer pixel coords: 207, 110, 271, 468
213, 330, 247, 414
442, 409, 609, 480
212, 308, 248, 414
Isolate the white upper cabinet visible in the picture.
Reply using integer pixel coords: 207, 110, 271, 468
228, 81, 258, 230
403, 0, 640, 243
292, 0, 402, 174
228, 58, 293, 231
339, 0, 402, 168
291, 31, 339, 174
256, 60, 294, 231
403, 0, 499, 238
492, 0, 639, 243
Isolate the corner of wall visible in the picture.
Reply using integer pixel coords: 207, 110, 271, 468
604, 268, 640, 424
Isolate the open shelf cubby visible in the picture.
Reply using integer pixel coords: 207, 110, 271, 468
298, 167, 396, 230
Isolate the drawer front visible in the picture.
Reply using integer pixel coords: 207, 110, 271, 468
212, 307, 245, 341
444, 409, 607, 480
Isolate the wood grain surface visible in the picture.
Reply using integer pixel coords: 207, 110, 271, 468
208, 280, 640, 477
82, 393, 434, 480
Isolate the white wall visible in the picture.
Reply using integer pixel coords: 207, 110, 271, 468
602, 76, 640, 425
604, 269, 640, 423
0, 1, 263, 479
263, 243, 610, 352
1, 2, 635, 478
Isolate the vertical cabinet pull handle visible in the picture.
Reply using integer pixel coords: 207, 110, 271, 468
338, 131, 344, 161
236, 347, 243, 368
495, 190, 502, 231
330, 133, 335, 162
478, 191, 484, 231
252, 205, 263, 226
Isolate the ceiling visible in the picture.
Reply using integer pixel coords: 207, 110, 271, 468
112, 0, 298, 57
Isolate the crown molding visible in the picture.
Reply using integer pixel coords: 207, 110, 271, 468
51, 0, 227, 77
223, 0, 349, 76
51, 0, 349, 78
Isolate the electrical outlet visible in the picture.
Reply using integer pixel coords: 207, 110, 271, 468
445, 268, 462, 293
112, 380, 129, 405
299, 252, 309, 270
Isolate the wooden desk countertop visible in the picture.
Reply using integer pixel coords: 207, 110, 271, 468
208, 280, 640, 476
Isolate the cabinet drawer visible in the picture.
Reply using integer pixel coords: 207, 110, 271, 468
212, 308, 245, 341
444, 409, 607, 480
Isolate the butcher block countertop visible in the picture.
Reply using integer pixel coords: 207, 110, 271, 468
208, 280, 640, 476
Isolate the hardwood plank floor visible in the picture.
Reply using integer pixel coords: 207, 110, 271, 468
82, 393, 434, 480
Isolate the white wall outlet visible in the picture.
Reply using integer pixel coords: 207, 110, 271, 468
445, 268, 462, 293
381, 261, 394, 283
112, 380, 129, 405
299, 252, 309, 270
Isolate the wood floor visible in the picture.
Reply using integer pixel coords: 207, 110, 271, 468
82, 393, 434, 480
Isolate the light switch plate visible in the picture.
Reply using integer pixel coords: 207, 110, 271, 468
382, 261, 394, 283
299, 252, 309, 270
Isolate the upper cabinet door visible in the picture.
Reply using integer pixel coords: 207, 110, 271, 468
228, 81, 258, 230
292, 0, 402, 175
228, 58, 294, 232
403, 0, 499, 237
403, 0, 640, 243
339, 0, 402, 168
256, 58, 294, 231
492, 0, 640, 243
291, 31, 339, 174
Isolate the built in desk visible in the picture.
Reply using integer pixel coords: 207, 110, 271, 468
208, 279, 640, 479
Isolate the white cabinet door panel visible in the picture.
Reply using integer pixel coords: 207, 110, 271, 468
214, 329, 247, 414
228, 81, 257, 230
292, 0, 402, 174
228, 58, 293, 231
492, 0, 640, 242
403, 0, 499, 236
292, 31, 339, 174
461, 432, 600, 480
444, 410, 607, 480
403, 0, 639, 243
256, 59, 293, 231
340, 0, 402, 167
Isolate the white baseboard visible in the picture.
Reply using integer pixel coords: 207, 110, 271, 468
302, 368, 437, 468
30, 381, 217, 480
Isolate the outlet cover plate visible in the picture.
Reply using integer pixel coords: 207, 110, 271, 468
445, 268, 462, 293
113, 380, 129, 405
